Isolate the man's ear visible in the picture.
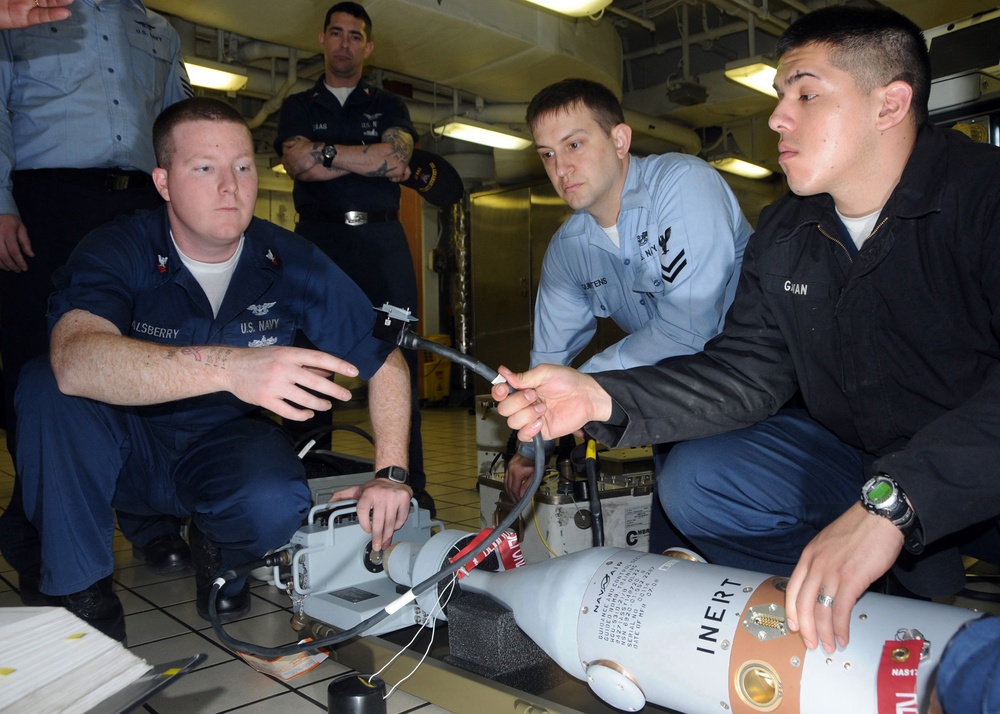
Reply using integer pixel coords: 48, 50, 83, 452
876, 81, 913, 132
611, 122, 632, 158
152, 167, 170, 202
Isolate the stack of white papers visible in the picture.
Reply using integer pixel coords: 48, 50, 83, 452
0, 607, 150, 714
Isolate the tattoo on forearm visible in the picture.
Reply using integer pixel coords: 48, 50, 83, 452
384, 127, 413, 164
367, 162, 390, 177
181, 346, 231, 369
205, 348, 232, 369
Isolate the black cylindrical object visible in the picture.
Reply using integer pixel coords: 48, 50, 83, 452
327, 673, 387, 714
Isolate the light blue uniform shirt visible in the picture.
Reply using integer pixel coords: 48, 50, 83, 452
517, 153, 751, 459
0, 0, 191, 215
530, 152, 752, 372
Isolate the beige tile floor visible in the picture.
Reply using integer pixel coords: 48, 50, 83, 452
0, 404, 483, 714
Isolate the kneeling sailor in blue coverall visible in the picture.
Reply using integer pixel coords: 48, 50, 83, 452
14, 97, 414, 643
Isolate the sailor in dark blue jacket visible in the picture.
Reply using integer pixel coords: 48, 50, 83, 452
493, 6, 1000, 660
15, 98, 414, 643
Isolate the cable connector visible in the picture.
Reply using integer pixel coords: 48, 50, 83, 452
373, 303, 419, 348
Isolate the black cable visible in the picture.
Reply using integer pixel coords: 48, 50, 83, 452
584, 439, 605, 547
292, 423, 375, 452
209, 334, 545, 658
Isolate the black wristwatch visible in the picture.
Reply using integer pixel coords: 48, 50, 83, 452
321, 143, 338, 168
860, 474, 923, 554
375, 465, 408, 485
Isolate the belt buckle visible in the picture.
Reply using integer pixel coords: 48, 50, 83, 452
344, 211, 368, 226
108, 174, 130, 191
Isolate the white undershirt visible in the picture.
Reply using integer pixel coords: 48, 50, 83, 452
836, 207, 882, 251
173, 233, 244, 317
325, 83, 355, 106
602, 223, 621, 249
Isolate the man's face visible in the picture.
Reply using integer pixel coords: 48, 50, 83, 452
152, 120, 257, 262
531, 103, 630, 227
320, 11, 373, 82
769, 42, 881, 201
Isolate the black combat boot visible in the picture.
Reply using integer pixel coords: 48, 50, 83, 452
189, 522, 251, 622
61, 575, 127, 644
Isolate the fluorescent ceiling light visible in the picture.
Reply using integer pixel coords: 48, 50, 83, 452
185, 58, 249, 92
709, 155, 773, 180
432, 116, 533, 151
522, 0, 613, 16
724, 57, 777, 98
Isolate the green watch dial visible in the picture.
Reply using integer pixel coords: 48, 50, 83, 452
868, 479, 894, 505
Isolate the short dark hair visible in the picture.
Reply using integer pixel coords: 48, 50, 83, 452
775, 6, 930, 127
324, 2, 372, 40
526, 78, 625, 136
153, 97, 249, 168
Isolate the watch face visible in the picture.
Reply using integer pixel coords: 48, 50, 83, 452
868, 479, 894, 506
377, 466, 407, 484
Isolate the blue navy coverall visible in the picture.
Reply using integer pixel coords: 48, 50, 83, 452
15, 206, 392, 596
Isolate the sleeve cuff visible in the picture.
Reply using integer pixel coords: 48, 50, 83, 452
606, 399, 628, 428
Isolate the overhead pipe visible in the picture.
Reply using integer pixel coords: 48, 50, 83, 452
236, 40, 316, 64
779, 0, 810, 15
681, 3, 691, 81
707, 0, 789, 30
604, 4, 656, 32
624, 21, 751, 61
247, 48, 299, 129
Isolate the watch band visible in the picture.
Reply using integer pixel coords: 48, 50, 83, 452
321, 143, 337, 168
375, 465, 408, 484
860, 474, 924, 554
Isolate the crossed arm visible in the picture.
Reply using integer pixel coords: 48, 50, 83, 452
280, 126, 413, 182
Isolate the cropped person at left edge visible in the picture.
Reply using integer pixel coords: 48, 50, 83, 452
0, 0, 195, 602
14, 97, 413, 643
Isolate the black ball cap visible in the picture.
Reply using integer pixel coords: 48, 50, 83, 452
400, 149, 464, 208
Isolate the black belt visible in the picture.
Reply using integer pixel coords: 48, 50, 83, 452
298, 207, 398, 226
13, 168, 154, 191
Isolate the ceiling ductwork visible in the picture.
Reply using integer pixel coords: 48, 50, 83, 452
148, 0, 1000, 181
149, 0, 622, 101
148, 0, 710, 157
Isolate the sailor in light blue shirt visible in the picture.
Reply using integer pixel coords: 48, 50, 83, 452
531, 151, 750, 373
0, 0, 191, 216
505, 78, 751, 505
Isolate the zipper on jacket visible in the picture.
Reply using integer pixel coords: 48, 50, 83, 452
861, 215, 890, 249
818, 224, 853, 263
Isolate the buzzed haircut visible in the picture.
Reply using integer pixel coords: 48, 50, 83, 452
776, 6, 931, 127
153, 97, 249, 168
526, 78, 626, 136
325, 2, 372, 39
